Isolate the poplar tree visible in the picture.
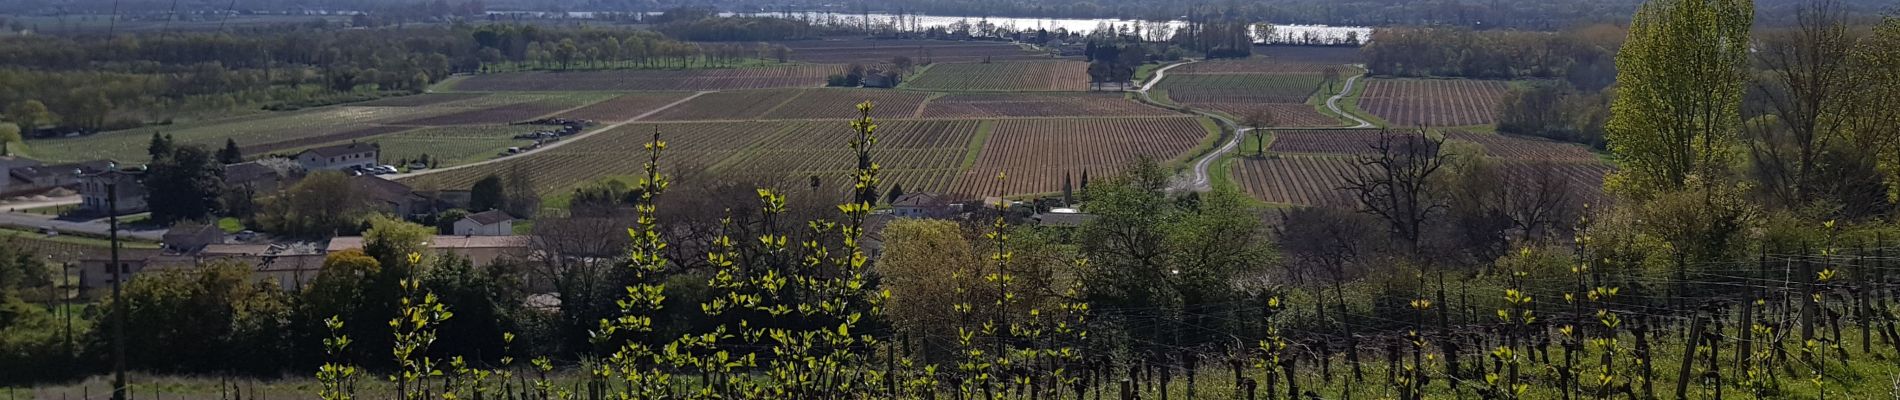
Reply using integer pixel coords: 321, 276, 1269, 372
1605, 0, 1753, 200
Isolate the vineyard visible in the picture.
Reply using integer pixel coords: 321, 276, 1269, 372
779, 39, 1052, 64
904, 61, 1091, 91
370, 126, 541, 167
950, 117, 1214, 196
760, 89, 932, 120
1256, 44, 1365, 64
1230, 155, 1362, 207
1158, 74, 1327, 104
646, 89, 806, 121
1265, 129, 1398, 155
1497, 159, 1615, 204
239, 125, 415, 155
353, 93, 488, 107
717, 119, 983, 194
1175, 58, 1339, 74
400, 121, 786, 192
448, 64, 843, 91
29, 105, 451, 163
917, 93, 1174, 118
1199, 103, 1341, 127
390, 101, 578, 126
555, 92, 696, 122
1444, 130, 1603, 162
1359, 79, 1512, 127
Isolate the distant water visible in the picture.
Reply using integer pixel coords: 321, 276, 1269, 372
483, 11, 1372, 44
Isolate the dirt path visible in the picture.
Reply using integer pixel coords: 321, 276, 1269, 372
389, 90, 715, 180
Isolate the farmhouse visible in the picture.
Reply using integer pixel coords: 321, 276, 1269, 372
326, 235, 528, 267
76, 242, 329, 293
453, 210, 515, 236
295, 142, 379, 171
351, 175, 436, 218
225, 158, 305, 193
77, 164, 149, 215
3, 159, 116, 197
890, 192, 954, 218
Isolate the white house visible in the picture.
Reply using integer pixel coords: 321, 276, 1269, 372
453, 210, 515, 236
890, 192, 952, 218
295, 142, 379, 171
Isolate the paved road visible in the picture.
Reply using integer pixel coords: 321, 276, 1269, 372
0, 195, 81, 212
391, 90, 716, 180
0, 212, 168, 241
1141, 62, 1374, 192
1325, 71, 1375, 128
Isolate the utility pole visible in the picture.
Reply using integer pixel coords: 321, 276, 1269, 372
108, 180, 126, 400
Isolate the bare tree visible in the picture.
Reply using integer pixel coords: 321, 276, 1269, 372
1341, 129, 1451, 251
1242, 108, 1278, 157
1746, 0, 1856, 208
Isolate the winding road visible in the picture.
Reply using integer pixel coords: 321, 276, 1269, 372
1138, 61, 1373, 192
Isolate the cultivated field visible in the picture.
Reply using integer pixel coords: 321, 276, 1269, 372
449, 65, 841, 91
1199, 104, 1341, 127
27, 92, 615, 163
1231, 156, 1362, 207
646, 89, 806, 121
400, 119, 987, 195
391, 101, 579, 126
719, 120, 983, 194
354, 93, 489, 107
1497, 160, 1615, 205
918, 93, 1174, 118
778, 40, 1052, 64
1159, 74, 1327, 104
951, 117, 1215, 196
905, 61, 1090, 91
1265, 129, 1396, 155
761, 90, 933, 120
1358, 79, 1512, 127
1174, 58, 1340, 74
401, 121, 789, 193
1255, 45, 1364, 65
556, 92, 696, 122
371, 126, 540, 167
1444, 131, 1601, 162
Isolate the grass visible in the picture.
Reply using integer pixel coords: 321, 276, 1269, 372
16, 203, 78, 216
960, 120, 996, 171
1166, 116, 1229, 173
26, 92, 612, 164
1133, 63, 1163, 86
477, 57, 785, 73
0, 227, 161, 249
371, 126, 541, 168
216, 217, 244, 233
902, 61, 1089, 92
1333, 73, 1391, 128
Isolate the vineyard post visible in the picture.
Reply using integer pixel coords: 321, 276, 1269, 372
1801, 243, 1818, 368
1634, 315, 1653, 399
1183, 352, 1197, 400
1859, 240, 1873, 355
1738, 251, 1761, 375
1120, 379, 1132, 400
1880, 235, 1900, 352
1707, 306, 1723, 400
1159, 357, 1172, 400
1674, 311, 1704, 400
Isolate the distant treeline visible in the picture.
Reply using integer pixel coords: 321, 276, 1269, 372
0, 23, 775, 134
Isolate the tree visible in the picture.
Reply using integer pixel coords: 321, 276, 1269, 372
5, 100, 52, 134
1321, 66, 1342, 92
878, 219, 984, 355
147, 132, 175, 161
255, 172, 369, 238
502, 165, 539, 218
217, 138, 244, 164
469, 174, 505, 212
1745, 0, 1856, 210
1342, 130, 1450, 251
93, 261, 291, 374
1242, 109, 1278, 157
143, 145, 225, 224
885, 183, 906, 205
1605, 0, 1752, 200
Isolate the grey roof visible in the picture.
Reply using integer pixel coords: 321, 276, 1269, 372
890, 192, 944, 208
463, 210, 514, 225
349, 175, 414, 202
1033, 212, 1098, 228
